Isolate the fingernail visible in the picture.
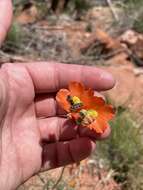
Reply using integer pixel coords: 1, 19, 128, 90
100, 71, 114, 81
100, 71, 116, 88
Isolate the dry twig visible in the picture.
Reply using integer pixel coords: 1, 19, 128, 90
51, 166, 65, 190
106, 0, 119, 21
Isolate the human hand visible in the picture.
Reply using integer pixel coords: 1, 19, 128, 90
0, 62, 115, 190
0, 0, 13, 45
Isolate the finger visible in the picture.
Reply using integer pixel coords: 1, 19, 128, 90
25, 62, 115, 93
38, 117, 77, 142
41, 137, 95, 171
35, 94, 65, 118
0, 0, 13, 44
38, 117, 111, 142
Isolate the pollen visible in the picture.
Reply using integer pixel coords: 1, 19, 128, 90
72, 96, 82, 104
87, 109, 98, 118
78, 109, 98, 126
67, 95, 83, 112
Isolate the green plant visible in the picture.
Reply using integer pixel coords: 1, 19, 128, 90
7, 22, 22, 43
122, 0, 143, 33
74, 0, 91, 13
64, 0, 91, 17
96, 109, 143, 189
85, 23, 92, 32
2, 22, 24, 53
123, 0, 143, 6
133, 18, 143, 33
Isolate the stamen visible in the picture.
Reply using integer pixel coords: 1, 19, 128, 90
77, 109, 98, 126
72, 96, 82, 104
87, 109, 98, 118
76, 117, 83, 125
67, 95, 74, 105
70, 103, 83, 112
67, 95, 83, 112
79, 109, 87, 117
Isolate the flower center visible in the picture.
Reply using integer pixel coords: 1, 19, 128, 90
86, 109, 98, 118
76, 109, 98, 126
67, 95, 83, 112
72, 96, 82, 104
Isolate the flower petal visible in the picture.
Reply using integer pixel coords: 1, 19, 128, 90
85, 89, 94, 97
87, 120, 104, 134
96, 117, 109, 132
91, 96, 105, 108
69, 81, 84, 97
56, 89, 71, 112
98, 105, 115, 121
80, 89, 93, 106
81, 95, 105, 109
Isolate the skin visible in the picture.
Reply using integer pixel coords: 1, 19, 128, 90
0, 1, 115, 189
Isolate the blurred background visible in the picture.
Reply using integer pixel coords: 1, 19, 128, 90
4, 0, 143, 189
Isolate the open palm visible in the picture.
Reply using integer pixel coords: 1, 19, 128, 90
0, 62, 115, 189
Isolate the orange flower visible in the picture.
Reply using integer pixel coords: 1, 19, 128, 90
56, 82, 115, 134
